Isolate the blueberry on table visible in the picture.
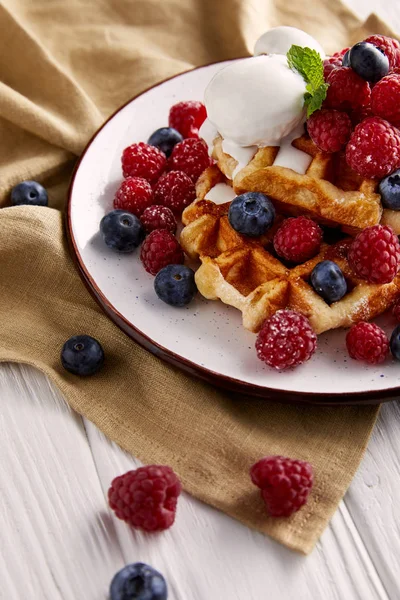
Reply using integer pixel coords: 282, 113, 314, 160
154, 264, 197, 307
61, 335, 104, 376
390, 325, 400, 360
11, 181, 48, 206
100, 209, 144, 252
110, 563, 168, 600
349, 41, 389, 82
147, 127, 183, 157
310, 260, 347, 304
379, 169, 400, 210
228, 192, 275, 237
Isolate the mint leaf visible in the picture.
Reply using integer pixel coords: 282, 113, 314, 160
287, 45, 327, 116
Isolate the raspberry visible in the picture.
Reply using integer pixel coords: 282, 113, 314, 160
348, 224, 400, 284
108, 465, 182, 532
364, 35, 400, 70
371, 74, 400, 127
140, 205, 177, 234
323, 47, 349, 80
113, 177, 153, 217
349, 105, 373, 126
169, 138, 210, 182
250, 456, 313, 517
346, 322, 389, 364
169, 101, 207, 138
393, 299, 400, 321
325, 67, 371, 111
307, 109, 352, 153
153, 170, 196, 214
273, 216, 322, 263
140, 229, 184, 275
255, 310, 317, 370
345, 117, 400, 179
121, 142, 166, 182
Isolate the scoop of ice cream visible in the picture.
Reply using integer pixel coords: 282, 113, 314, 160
204, 54, 307, 147
254, 26, 325, 59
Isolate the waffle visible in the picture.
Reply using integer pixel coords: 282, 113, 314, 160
180, 165, 400, 334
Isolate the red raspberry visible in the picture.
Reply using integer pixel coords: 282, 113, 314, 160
169, 101, 207, 139
349, 105, 373, 126
371, 74, 400, 127
307, 109, 352, 153
364, 35, 400, 70
255, 310, 317, 370
113, 177, 153, 217
250, 456, 313, 517
348, 224, 400, 284
346, 322, 389, 364
325, 67, 371, 112
140, 205, 177, 234
345, 117, 400, 179
121, 142, 166, 182
273, 216, 322, 263
393, 299, 400, 321
169, 138, 210, 182
108, 465, 182, 532
140, 229, 184, 275
323, 47, 349, 80
153, 170, 196, 214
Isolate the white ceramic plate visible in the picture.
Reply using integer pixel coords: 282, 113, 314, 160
68, 61, 400, 404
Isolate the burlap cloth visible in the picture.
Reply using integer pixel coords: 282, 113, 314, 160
0, 0, 396, 553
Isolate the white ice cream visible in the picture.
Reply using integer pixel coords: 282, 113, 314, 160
254, 26, 325, 59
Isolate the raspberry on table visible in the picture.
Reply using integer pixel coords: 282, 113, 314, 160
273, 216, 322, 263
121, 142, 166, 182
140, 229, 184, 275
325, 67, 371, 112
346, 322, 389, 364
250, 456, 313, 518
255, 310, 317, 370
364, 34, 400, 70
140, 205, 177, 234
392, 299, 400, 322
348, 224, 400, 284
153, 170, 196, 214
345, 116, 400, 179
169, 100, 207, 138
169, 138, 210, 182
113, 177, 153, 217
108, 465, 182, 532
307, 109, 352, 153
371, 74, 400, 127
323, 47, 350, 80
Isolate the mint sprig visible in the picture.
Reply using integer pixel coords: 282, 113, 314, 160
287, 45, 328, 117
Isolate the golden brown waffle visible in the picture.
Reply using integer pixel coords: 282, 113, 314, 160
212, 134, 383, 234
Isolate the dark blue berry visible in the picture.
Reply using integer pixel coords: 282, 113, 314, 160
100, 209, 144, 252
342, 49, 350, 67
349, 41, 389, 82
61, 335, 104, 376
310, 260, 347, 304
11, 180, 48, 207
379, 169, 400, 210
228, 192, 275, 237
147, 127, 183, 157
110, 563, 167, 600
154, 264, 197, 307
390, 325, 400, 360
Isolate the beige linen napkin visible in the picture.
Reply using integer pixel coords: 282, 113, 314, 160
0, 0, 393, 553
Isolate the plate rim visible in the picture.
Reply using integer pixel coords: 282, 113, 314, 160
66, 59, 399, 405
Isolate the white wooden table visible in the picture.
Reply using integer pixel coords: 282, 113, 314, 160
2, 2, 400, 598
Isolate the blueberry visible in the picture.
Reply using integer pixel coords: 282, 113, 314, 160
228, 192, 275, 237
390, 325, 400, 360
110, 563, 167, 600
310, 260, 347, 304
147, 127, 183, 157
61, 335, 104, 376
11, 180, 48, 207
100, 209, 144, 252
342, 49, 350, 67
349, 41, 389, 82
154, 264, 197, 307
379, 169, 400, 210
